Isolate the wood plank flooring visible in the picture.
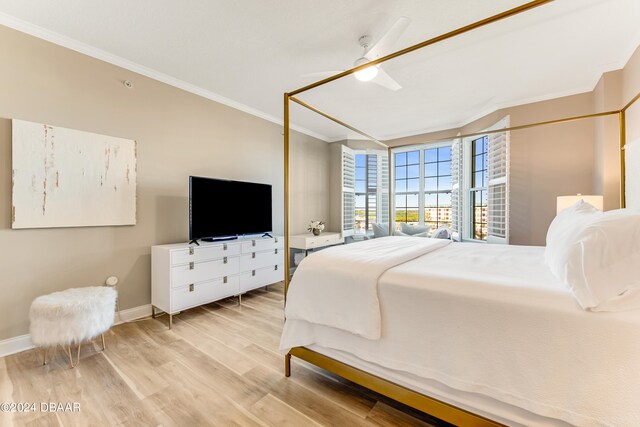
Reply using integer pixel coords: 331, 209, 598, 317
1, 283, 450, 426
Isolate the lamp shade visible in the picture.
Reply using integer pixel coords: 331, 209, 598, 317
354, 65, 379, 82
556, 194, 603, 214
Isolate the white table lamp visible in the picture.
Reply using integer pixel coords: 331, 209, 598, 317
556, 194, 603, 214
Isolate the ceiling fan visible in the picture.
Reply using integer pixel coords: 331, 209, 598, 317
303, 16, 411, 91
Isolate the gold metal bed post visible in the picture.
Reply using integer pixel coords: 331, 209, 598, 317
620, 110, 626, 208
284, 92, 290, 298
282, 0, 640, 424
618, 90, 640, 208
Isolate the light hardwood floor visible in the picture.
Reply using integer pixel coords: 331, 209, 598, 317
1, 283, 450, 426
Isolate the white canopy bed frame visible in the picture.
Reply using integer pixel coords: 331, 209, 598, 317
282, 1, 640, 425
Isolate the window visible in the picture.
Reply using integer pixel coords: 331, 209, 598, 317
424, 146, 452, 229
354, 154, 378, 233
392, 116, 509, 243
393, 145, 452, 231
455, 116, 510, 243
470, 136, 488, 240
394, 150, 420, 224
341, 145, 388, 237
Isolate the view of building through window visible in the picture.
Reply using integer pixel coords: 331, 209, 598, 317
394, 146, 453, 231
394, 150, 420, 224
424, 146, 452, 229
471, 136, 489, 240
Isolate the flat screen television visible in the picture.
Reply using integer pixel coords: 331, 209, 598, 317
189, 176, 272, 241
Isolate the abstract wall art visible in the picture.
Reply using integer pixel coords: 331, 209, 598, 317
11, 119, 137, 229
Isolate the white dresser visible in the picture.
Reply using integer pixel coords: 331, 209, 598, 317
152, 236, 283, 328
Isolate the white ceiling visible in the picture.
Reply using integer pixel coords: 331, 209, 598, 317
0, 0, 638, 141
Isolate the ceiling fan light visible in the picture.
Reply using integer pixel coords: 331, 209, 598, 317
354, 65, 379, 82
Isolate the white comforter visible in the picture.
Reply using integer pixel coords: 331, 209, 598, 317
281, 242, 640, 426
284, 236, 450, 339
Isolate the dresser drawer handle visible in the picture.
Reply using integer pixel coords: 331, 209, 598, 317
252, 270, 256, 277
223, 276, 228, 284
274, 265, 278, 271
252, 240, 256, 247
189, 247, 194, 255
252, 252, 256, 259
275, 237, 278, 243
189, 262, 194, 270
189, 284, 194, 292
274, 248, 278, 255
223, 243, 227, 250
223, 257, 228, 264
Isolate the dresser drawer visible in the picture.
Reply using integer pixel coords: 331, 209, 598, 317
240, 249, 284, 271
240, 237, 284, 253
171, 256, 240, 288
171, 275, 240, 312
171, 243, 240, 265
289, 232, 343, 250
239, 265, 284, 293
305, 234, 343, 249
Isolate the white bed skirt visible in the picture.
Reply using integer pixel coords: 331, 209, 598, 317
306, 344, 574, 427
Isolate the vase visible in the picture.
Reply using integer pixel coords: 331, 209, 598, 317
312, 229, 321, 236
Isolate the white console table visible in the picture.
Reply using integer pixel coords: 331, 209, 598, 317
289, 232, 343, 256
152, 235, 283, 328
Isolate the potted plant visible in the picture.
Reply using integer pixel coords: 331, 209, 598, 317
308, 220, 325, 236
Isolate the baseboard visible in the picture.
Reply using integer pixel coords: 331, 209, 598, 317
0, 334, 34, 358
116, 304, 153, 324
0, 304, 153, 358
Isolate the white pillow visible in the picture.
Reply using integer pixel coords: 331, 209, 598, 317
544, 200, 600, 272
400, 223, 432, 235
430, 226, 451, 239
371, 223, 389, 238
563, 209, 640, 311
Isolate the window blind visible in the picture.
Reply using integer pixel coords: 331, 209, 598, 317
487, 129, 509, 244
342, 145, 356, 236
450, 138, 463, 241
379, 152, 390, 225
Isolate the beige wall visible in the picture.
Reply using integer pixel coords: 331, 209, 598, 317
623, 45, 640, 148
591, 44, 640, 211
290, 132, 332, 234
593, 71, 623, 211
0, 25, 330, 340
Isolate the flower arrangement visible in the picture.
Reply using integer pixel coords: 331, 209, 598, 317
308, 220, 325, 236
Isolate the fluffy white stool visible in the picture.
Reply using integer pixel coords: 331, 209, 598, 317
29, 286, 117, 368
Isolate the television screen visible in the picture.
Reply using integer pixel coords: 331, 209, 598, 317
189, 176, 272, 241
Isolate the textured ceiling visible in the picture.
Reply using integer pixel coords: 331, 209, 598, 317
0, 0, 638, 141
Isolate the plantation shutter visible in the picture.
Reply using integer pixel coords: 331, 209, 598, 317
341, 145, 356, 236
450, 137, 463, 241
378, 151, 390, 225
487, 124, 510, 244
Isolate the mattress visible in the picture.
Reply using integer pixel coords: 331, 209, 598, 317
281, 243, 640, 426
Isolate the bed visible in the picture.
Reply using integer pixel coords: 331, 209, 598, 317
281, 1, 640, 425
281, 238, 640, 426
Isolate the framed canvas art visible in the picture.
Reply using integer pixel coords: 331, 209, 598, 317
11, 119, 137, 229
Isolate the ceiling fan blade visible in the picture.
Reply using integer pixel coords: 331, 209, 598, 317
301, 71, 344, 79
370, 67, 402, 91
365, 16, 411, 60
